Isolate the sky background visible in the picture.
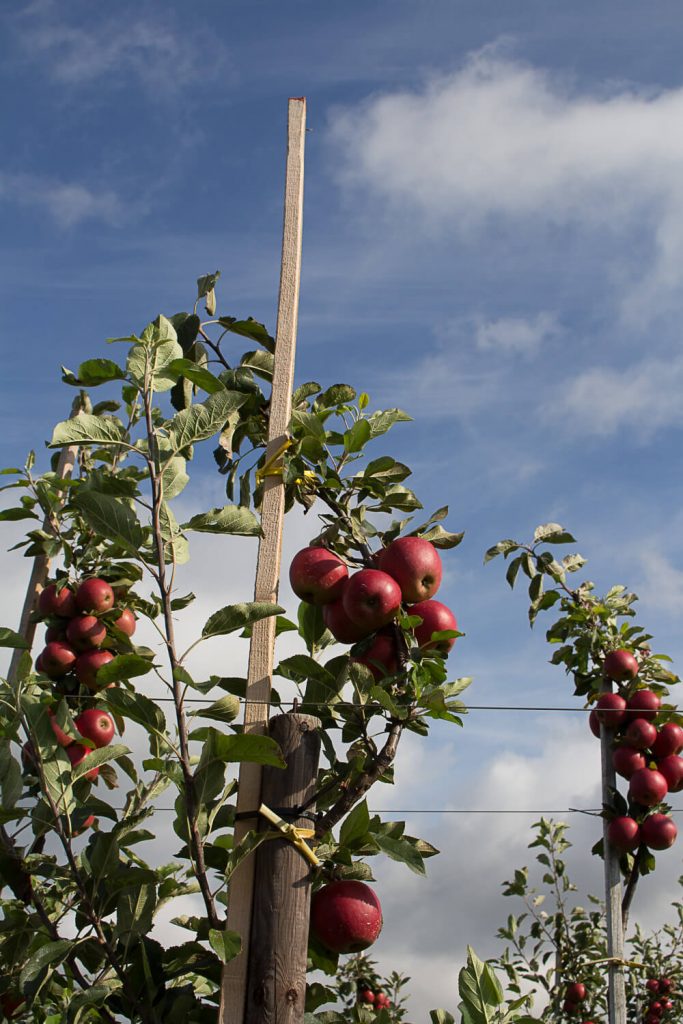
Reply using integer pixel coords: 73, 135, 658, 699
2, 0, 683, 1018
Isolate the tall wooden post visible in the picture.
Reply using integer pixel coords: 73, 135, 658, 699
600, 680, 627, 1024
220, 97, 306, 1024
245, 714, 321, 1024
7, 399, 82, 685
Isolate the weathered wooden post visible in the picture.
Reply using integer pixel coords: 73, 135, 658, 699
220, 97, 307, 1024
600, 679, 627, 1024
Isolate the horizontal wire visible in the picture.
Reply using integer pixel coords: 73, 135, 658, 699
86, 806, 683, 815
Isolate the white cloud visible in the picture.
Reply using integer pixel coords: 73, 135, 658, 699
636, 546, 683, 615
556, 353, 683, 436
474, 312, 559, 357
328, 48, 683, 320
0, 172, 126, 228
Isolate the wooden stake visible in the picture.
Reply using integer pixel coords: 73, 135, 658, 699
600, 679, 627, 1024
220, 97, 306, 1024
7, 398, 82, 686
245, 714, 321, 1024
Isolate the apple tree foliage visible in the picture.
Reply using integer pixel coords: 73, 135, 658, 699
494, 817, 682, 1022
0, 275, 469, 1022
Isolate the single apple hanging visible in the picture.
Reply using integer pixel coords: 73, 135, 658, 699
310, 879, 383, 953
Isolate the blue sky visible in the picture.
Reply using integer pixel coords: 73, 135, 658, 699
2, 0, 683, 1016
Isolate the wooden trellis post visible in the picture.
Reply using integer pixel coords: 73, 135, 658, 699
600, 679, 627, 1024
219, 97, 307, 1024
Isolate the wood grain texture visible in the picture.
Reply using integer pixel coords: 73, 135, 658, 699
220, 97, 306, 1024
245, 714, 321, 1024
600, 678, 627, 1024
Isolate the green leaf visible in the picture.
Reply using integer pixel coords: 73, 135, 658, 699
62, 358, 126, 387
182, 505, 261, 536
374, 833, 426, 875
344, 419, 371, 454
103, 689, 167, 757
533, 523, 576, 544
19, 939, 72, 988
0, 742, 22, 809
72, 489, 144, 554
218, 316, 275, 353
458, 947, 503, 1024
50, 414, 126, 448
198, 271, 221, 299
167, 358, 225, 393
202, 601, 284, 639
418, 525, 465, 550
165, 389, 248, 452
97, 653, 154, 685
367, 408, 412, 438
116, 883, 157, 937
0, 627, 29, 648
318, 384, 357, 407
161, 455, 189, 500
484, 539, 519, 563
208, 928, 242, 963
0, 507, 39, 521
197, 695, 241, 724
340, 799, 370, 849
197, 729, 285, 769
241, 349, 275, 380
70, 743, 131, 782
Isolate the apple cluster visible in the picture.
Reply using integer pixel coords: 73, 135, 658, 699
359, 987, 392, 1012
24, 577, 137, 812
289, 537, 457, 677
310, 880, 383, 955
562, 981, 588, 1017
589, 649, 682, 856
640, 976, 677, 1024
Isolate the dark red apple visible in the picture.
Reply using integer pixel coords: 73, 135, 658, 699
323, 593, 373, 644
595, 693, 627, 727
48, 708, 74, 747
629, 767, 668, 807
612, 746, 646, 779
21, 741, 36, 772
112, 607, 136, 637
652, 722, 683, 758
646, 979, 660, 994
360, 991, 375, 1005
66, 615, 107, 651
565, 983, 587, 1004
656, 755, 683, 794
377, 536, 442, 603
310, 879, 383, 953
409, 599, 458, 653
289, 547, 348, 605
45, 624, 66, 643
66, 743, 99, 782
34, 652, 45, 673
38, 583, 77, 619
75, 709, 115, 748
0, 992, 25, 1019
622, 718, 657, 750
562, 1000, 578, 1015
342, 570, 402, 631
41, 641, 77, 678
641, 813, 677, 850
351, 630, 399, 680
606, 816, 641, 853
589, 709, 601, 738
603, 649, 639, 682
74, 649, 114, 690
75, 577, 115, 614
626, 689, 661, 722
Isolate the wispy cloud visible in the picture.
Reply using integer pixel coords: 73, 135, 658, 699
328, 47, 683, 322
0, 172, 127, 228
474, 312, 560, 357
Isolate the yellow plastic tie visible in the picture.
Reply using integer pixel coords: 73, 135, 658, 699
255, 438, 294, 483
585, 956, 646, 970
259, 803, 320, 867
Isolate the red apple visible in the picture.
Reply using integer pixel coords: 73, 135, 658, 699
603, 649, 639, 682
75, 709, 115, 748
323, 593, 373, 644
646, 979, 660, 994
48, 708, 74, 748
622, 718, 657, 750
289, 547, 348, 605
656, 754, 683, 792
34, 652, 45, 673
112, 607, 136, 637
409, 599, 458, 653
72, 813, 96, 836
351, 629, 399, 680
21, 741, 36, 772
652, 722, 683, 758
641, 813, 677, 850
595, 693, 627, 726
75, 577, 115, 614
565, 983, 587, 1004
658, 978, 672, 993
612, 746, 646, 779
310, 879, 383, 953
0, 992, 25, 1019
589, 709, 601, 738
41, 641, 77, 678
38, 583, 77, 619
562, 1000, 578, 1015
626, 689, 661, 722
629, 767, 668, 807
45, 624, 66, 643
66, 743, 99, 782
342, 570, 402, 631
74, 649, 114, 690
360, 990, 375, 1005
607, 816, 641, 853
66, 615, 107, 651
377, 536, 442, 603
